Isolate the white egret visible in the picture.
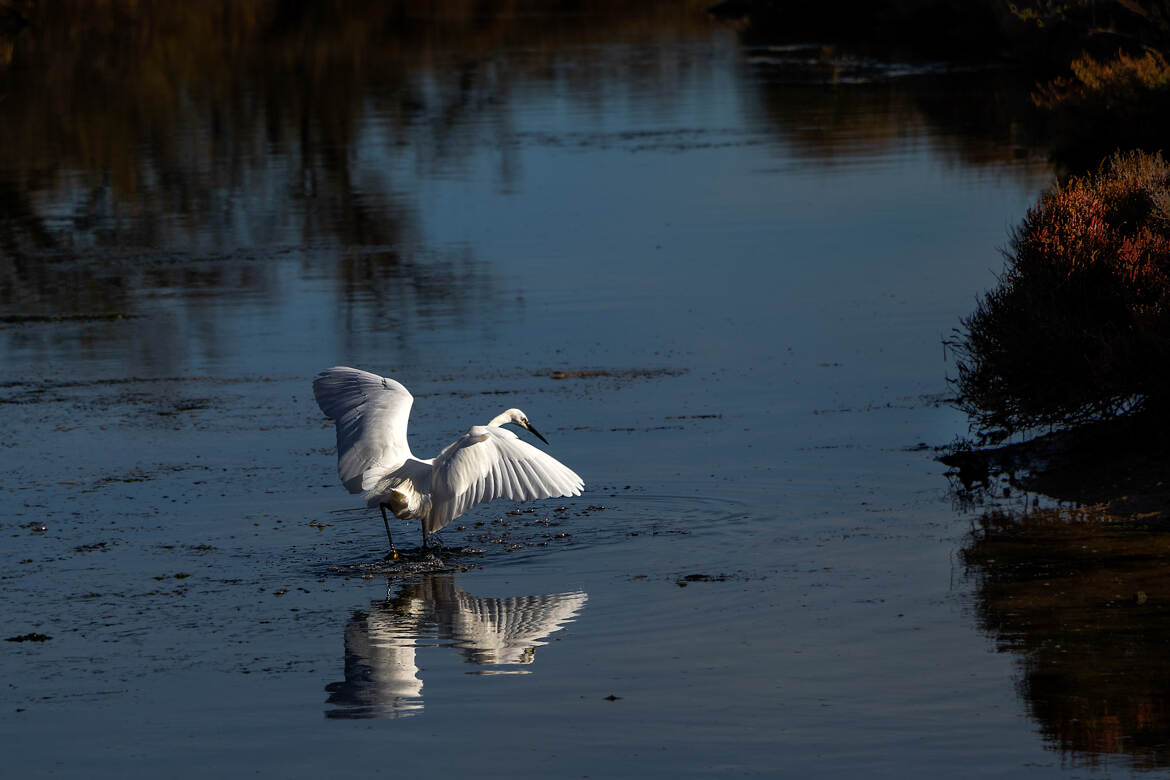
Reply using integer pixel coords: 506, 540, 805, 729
312, 366, 584, 557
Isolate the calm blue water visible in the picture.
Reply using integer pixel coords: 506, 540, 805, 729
7, 5, 1150, 777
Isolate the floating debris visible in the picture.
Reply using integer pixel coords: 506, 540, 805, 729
548, 368, 684, 380
6, 633, 51, 643
0, 313, 134, 324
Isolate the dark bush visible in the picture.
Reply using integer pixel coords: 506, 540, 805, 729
950, 150, 1170, 441
1030, 50, 1170, 164
1033, 49, 1170, 112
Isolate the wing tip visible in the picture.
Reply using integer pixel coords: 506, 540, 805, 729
311, 366, 355, 408
313, 365, 355, 381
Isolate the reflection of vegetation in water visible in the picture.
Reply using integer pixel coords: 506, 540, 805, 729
948, 411, 1170, 770
748, 60, 1047, 173
0, 0, 716, 338
0, 0, 1053, 260
943, 411, 1170, 519
720, 1, 1170, 171
711, 0, 1016, 59
962, 507, 1170, 768
0, 0, 716, 244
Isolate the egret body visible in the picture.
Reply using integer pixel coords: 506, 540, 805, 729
313, 366, 584, 556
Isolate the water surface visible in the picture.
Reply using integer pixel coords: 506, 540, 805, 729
4, 3, 1160, 777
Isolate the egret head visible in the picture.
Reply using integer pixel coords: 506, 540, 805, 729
492, 408, 549, 444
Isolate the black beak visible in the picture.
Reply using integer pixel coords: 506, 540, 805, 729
525, 422, 549, 445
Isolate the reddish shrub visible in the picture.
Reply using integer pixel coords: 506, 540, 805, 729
951, 151, 1170, 440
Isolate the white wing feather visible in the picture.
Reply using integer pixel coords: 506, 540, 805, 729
428, 426, 584, 533
313, 367, 415, 494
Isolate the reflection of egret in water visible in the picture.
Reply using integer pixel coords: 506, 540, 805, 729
324, 600, 426, 720
962, 508, 1170, 769
325, 575, 587, 719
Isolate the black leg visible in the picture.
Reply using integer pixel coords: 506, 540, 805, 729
380, 504, 397, 560
419, 517, 428, 551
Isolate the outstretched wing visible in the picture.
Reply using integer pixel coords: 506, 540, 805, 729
428, 426, 583, 532
313, 367, 414, 493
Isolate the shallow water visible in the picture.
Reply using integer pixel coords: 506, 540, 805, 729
4, 3, 1165, 777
